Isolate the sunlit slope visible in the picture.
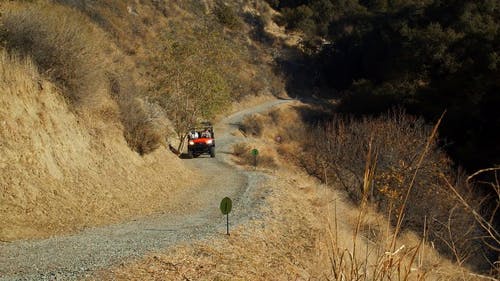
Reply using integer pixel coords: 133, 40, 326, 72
0, 0, 282, 242
0, 53, 191, 241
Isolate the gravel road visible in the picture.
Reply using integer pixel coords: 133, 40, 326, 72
0, 99, 292, 281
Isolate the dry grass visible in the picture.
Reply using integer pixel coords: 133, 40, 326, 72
3, 1, 494, 278
0, 1, 186, 154
287, 109, 491, 270
443, 168, 500, 276
320, 131, 498, 281
0, 48, 194, 241
240, 114, 266, 137
86, 101, 493, 280
54, 0, 285, 151
90, 168, 487, 280
120, 97, 170, 155
234, 104, 497, 274
232, 142, 278, 169
213, 1, 242, 29
0, 0, 288, 241
0, 3, 111, 111
89, 171, 334, 281
239, 103, 306, 142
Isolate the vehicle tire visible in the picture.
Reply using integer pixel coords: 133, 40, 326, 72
187, 151, 193, 159
210, 147, 215, 158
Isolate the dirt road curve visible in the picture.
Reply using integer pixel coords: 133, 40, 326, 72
0, 99, 292, 281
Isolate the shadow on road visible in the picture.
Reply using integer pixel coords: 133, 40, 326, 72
179, 153, 192, 159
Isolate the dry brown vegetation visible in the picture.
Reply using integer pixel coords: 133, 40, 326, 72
298, 111, 495, 271
82, 100, 496, 279
0, 1, 171, 154
1, 0, 496, 279
0, 3, 111, 110
0, 50, 199, 241
232, 142, 278, 169
77, 0, 282, 149
237, 103, 498, 274
91, 169, 491, 281
1, 0, 283, 154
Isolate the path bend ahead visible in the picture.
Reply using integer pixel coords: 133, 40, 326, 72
0, 99, 292, 281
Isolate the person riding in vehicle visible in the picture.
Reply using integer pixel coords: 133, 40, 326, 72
188, 130, 199, 139
201, 128, 211, 138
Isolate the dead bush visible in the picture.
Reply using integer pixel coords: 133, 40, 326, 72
269, 108, 307, 142
292, 109, 490, 270
233, 142, 251, 157
107, 65, 171, 155
239, 108, 307, 142
121, 98, 169, 155
257, 153, 278, 169
0, 3, 110, 110
240, 114, 265, 137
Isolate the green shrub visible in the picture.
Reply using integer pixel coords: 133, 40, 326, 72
281, 5, 315, 35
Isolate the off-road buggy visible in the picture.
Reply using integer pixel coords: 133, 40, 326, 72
187, 122, 215, 158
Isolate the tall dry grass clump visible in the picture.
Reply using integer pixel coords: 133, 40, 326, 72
323, 137, 499, 280
0, 3, 111, 111
251, 105, 498, 276
282, 108, 493, 271
239, 106, 308, 142
240, 114, 266, 137
120, 97, 170, 155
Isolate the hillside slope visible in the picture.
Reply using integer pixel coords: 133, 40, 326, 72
0, 0, 283, 241
0, 51, 192, 241
0, 1, 497, 279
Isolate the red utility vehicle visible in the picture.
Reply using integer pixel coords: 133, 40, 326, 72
187, 122, 215, 158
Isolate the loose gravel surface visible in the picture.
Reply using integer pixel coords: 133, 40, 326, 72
0, 99, 292, 281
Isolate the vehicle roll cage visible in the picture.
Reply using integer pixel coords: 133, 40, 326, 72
188, 122, 214, 138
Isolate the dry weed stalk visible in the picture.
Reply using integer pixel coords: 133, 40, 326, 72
390, 111, 445, 252
322, 112, 484, 281
442, 167, 500, 276
324, 135, 427, 281
352, 135, 378, 275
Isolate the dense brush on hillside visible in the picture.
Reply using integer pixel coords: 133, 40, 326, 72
261, 0, 499, 273
0, 2, 169, 154
54, 0, 284, 138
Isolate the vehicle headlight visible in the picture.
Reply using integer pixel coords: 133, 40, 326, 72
188, 140, 195, 145
206, 139, 213, 144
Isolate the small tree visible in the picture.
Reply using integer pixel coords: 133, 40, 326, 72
151, 28, 233, 152
167, 91, 199, 153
